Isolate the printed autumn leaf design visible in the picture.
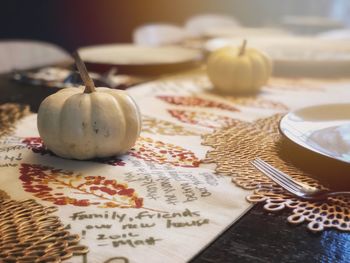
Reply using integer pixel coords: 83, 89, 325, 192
22, 137, 200, 168
223, 96, 289, 111
19, 163, 143, 208
168, 109, 241, 129
142, 116, 200, 136
157, 95, 239, 112
130, 137, 200, 168
22, 137, 126, 166
267, 78, 325, 92
22, 137, 52, 155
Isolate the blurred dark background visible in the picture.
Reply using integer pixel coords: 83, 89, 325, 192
0, 0, 338, 52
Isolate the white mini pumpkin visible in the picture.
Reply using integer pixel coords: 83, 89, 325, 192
37, 86, 141, 160
207, 40, 272, 94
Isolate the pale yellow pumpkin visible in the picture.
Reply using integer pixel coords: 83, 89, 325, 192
37, 86, 141, 160
207, 40, 272, 94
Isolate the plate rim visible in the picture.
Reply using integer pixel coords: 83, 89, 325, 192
279, 103, 350, 165
78, 44, 203, 66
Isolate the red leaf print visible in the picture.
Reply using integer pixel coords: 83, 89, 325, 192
224, 96, 289, 111
22, 137, 52, 155
129, 137, 200, 167
22, 138, 126, 166
19, 163, 144, 209
142, 116, 200, 136
168, 109, 240, 129
157, 95, 238, 112
22, 137, 200, 168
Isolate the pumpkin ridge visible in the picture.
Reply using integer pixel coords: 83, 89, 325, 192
249, 52, 264, 88
246, 54, 254, 90
59, 92, 93, 159
110, 95, 128, 154
58, 95, 75, 159
105, 89, 141, 153
91, 92, 125, 157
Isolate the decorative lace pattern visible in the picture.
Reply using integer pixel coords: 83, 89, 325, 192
0, 103, 30, 138
0, 198, 89, 261
202, 114, 350, 232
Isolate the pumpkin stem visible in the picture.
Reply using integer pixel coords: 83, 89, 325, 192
73, 51, 96, 93
238, 39, 247, 56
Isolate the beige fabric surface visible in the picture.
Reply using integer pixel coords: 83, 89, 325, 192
1, 72, 350, 262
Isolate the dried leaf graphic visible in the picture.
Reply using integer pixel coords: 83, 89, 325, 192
267, 78, 325, 92
22, 137, 126, 166
157, 95, 239, 112
168, 109, 241, 129
224, 96, 288, 111
130, 137, 200, 168
142, 116, 200, 136
23, 137, 200, 168
19, 163, 143, 208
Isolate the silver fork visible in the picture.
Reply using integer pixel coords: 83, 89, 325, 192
251, 158, 350, 201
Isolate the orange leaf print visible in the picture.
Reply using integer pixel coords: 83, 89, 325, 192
19, 163, 143, 209
224, 96, 288, 111
22, 138, 126, 166
168, 109, 240, 129
22, 137, 200, 168
130, 137, 200, 168
142, 116, 200, 136
157, 95, 239, 111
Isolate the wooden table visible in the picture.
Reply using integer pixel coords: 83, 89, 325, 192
1, 71, 350, 263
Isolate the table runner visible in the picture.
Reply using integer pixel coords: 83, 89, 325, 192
1, 71, 350, 262
0, 75, 252, 262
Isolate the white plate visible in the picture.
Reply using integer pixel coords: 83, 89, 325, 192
280, 103, 350, 164
202, 26, 290, 38
79, 44, 202, 65
78, 44, 202, 75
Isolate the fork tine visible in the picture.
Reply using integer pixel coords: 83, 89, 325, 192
251, 160, 301, 196
251, 160, 300, 195
255, 158, 304, 190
